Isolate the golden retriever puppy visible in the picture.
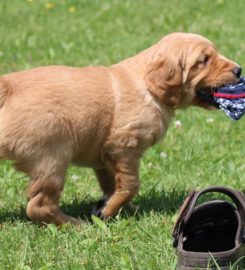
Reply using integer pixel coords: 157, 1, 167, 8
0, 33, 241, 225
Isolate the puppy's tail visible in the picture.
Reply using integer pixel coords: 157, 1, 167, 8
0, 77, 9, 108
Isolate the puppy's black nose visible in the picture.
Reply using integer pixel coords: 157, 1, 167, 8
232, 66, 242, 78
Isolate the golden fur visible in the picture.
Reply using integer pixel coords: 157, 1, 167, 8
0, 33, 240, 225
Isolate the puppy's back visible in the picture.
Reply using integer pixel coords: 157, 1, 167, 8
0, 66, 115, 165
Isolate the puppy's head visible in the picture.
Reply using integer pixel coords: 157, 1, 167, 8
146, 32, 241, 109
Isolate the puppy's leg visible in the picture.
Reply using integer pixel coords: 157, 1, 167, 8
25, 158, 81, 226
95, 168, 115, 196
100, 157, 140, 219
92, 168, 115, 215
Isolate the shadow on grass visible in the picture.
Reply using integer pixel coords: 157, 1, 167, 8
134, 189, 188, 215
60, 189, 189, 222
0, 189, 189, 224
0, 206, 28, 223
60, 188, 189, 221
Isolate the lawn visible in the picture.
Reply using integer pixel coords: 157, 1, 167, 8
0, 0, 244, 269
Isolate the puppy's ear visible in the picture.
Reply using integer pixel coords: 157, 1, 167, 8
145, 55, 184, 107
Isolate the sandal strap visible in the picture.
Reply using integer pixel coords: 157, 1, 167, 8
172, 186, 245, 248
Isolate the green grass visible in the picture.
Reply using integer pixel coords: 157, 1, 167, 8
0, 0, 245, 269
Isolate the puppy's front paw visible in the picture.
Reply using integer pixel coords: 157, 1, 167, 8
92, 198, 140, 222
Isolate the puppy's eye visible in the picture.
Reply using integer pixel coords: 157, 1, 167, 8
192, 54, 210, 70
198, 54, 209, 65
202, 54, 209, 64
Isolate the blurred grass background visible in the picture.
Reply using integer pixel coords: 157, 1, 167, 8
0, 0, 244, 269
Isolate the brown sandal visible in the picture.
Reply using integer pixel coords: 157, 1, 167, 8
173, 186, 245, 269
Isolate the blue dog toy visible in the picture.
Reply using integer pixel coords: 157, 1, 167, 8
197, 77, 245, 120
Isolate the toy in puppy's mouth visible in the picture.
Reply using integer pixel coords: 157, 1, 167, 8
196, 77, 245, 120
